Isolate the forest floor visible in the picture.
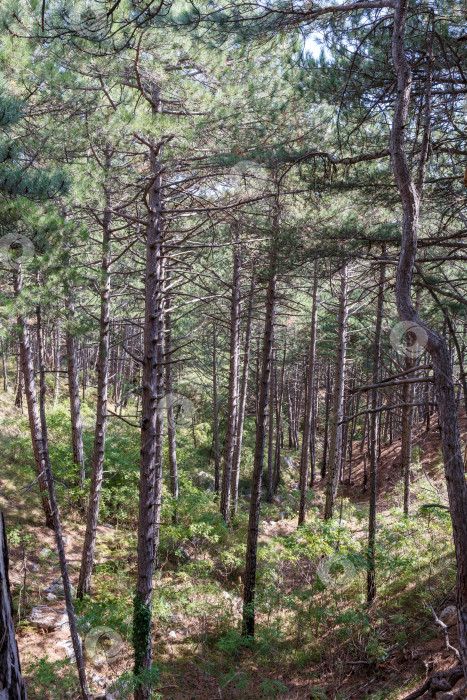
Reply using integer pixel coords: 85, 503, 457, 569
1, 385, 466, 700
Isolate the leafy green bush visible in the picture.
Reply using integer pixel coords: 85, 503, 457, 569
25, 658, 78, 699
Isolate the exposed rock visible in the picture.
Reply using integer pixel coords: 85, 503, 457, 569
44, 578, 77, 598
282, 457, 294, 470
28, 606, 69, 631
440, 605, 457, 627
168, 630, 177, 640
45, 592, 57, 602
106, 690, 122, 700
90, 672, 108, 688
56, 638, 75, 660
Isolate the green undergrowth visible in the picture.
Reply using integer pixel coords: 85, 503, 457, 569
0, 393, 458, 698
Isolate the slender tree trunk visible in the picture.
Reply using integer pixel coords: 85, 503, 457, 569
445, 314, 467, 416
0, 510, 27, 699
287, 380, 293, 449
212, 324, 220, 493
133, 112, 165, 699
53, 323, 61, 407
15, 271, 53, 529
309, 366, 318, 487
298, 262, 318, 525
77, 183, 112, 599
321, 366, 331, 478
220, 231, 242, 523
255, 337, 260, 426
153, 264, 165, 570
367, 259, 386, 603
272, 342, 287, 494
164, 268, 179, 503
14, 352, 22, 409
242, 244, 277, 637
2, 343, 8, 392
232, 271, 255, 517
266, 349, 275, 503
324, 264, 349, 520
36, 306, 90, 700
66, 289, 85, 489
401, 353, 415, 516
391, 0, 467, 668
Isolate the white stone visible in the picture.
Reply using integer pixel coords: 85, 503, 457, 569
44, 580, 77, 598
28, 606, 69, 630
440, 605, 457, 621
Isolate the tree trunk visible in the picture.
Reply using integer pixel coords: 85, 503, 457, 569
367, 259, 386, 602
220, 231, 242, 524
324, 264, 349, 520
309, 366, 318, 487
66, 289, 85, 489
15, 271, 53, 529
232, 271, 255, 517
298, 261, 318, 525
133, 113, 165, 699
401, 353, 415, 516
242, 244, 277, 637
212, 324, 220, 493
273, 342, 287, 494
2, 343, 8, 392
321, 365, 331, 478
53, 323, 61, 407
266, 348, 275, 503
77, 184, 112, 599
391, 0, 467, 668
445, 314, 467, 416
14, 352, 22, 410
0, 509, 27, 699
164, 267, 179, 503
36, 306, 90, 700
